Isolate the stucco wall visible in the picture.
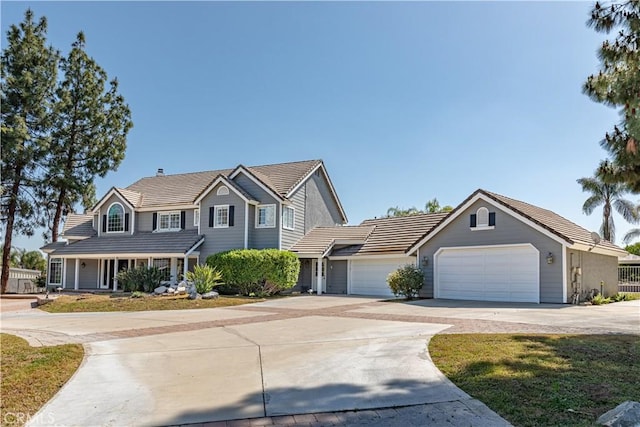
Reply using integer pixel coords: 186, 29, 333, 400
566, 248, 618, 299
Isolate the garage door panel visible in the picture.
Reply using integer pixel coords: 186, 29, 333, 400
350, 257, 413, 297
436, 245, 539, 303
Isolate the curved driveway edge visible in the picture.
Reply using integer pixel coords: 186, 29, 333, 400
4, 296, 636, 426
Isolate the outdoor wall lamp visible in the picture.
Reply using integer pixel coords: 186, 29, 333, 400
421, 256, 428, 267
81, 262, 86, 268
546, 253, 554, 264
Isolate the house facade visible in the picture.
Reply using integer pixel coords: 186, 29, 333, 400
292, 189, 626, 303
42, 160, 346, 291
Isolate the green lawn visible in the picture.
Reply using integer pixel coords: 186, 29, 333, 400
429, 334, 640, 427
39, 293, 265, 313
0, 334, 84, 427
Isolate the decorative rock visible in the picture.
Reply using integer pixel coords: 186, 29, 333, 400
169, 283, 179, 289
597, 401, 640, 427
166, 287, 176, 294
201, 291, 219, 300
154, 285, 167, 295
187, 291, 201, 300
176, 286, 187, 295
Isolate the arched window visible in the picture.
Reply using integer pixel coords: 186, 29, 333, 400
217, 186, 229, 196
107, 203, 124, 232
477, 207, 489, 227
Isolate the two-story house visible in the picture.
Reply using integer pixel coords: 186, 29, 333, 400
42, 160, 347, 291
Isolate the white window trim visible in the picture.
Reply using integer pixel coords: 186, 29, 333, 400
217, 186, 229, 196
472, 207, 494, 231
476, 207, 489, 227
214, 205, 229, 228
471, 226, 495, 231
106, 202, 125, 234
194, 209, 200, 227
158, 211, 182, 232
283, 206, 295, 230
49, 258, 62, 285
256, 204, 276, 229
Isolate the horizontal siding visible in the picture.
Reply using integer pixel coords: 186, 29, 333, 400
199, 183, 246, 258
281, 187, 306, 250
418, 199, 564, 303
305, 174, 343, 231
233, 172, 280, 249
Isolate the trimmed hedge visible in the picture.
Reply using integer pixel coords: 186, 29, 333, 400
206, 249, 300, 296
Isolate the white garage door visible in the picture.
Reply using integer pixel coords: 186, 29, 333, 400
435, 245, 539, 303
350, 257, 415, 297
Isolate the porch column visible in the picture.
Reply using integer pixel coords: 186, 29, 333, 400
62, 259, 67, 289
148, 257, 152, 268
170, 258, 177, 283
74, 258, 80, 290
316, 257, 322, 295
183, 257, 188, 282
113, 257, 118, 291
97, 259, 101, 288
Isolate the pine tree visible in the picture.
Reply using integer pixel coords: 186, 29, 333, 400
584, 1, 640, 190
0, 10, 59, 293
43, 32, 132, 242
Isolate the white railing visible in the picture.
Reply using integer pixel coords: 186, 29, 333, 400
618, 266, 640, 293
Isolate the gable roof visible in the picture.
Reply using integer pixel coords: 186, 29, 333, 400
408, 189, 627, 256
92, 187, 139, 212
61, 213, 96, 239
109, 159, 345, 217
194, 174, 259, 204
290, 225, 375, 256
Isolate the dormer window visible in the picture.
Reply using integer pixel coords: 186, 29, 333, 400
470, 207, 495, 230
107, 203, 124, 233
217, 186, 229, 196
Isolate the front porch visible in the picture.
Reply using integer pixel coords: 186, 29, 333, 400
47, 256, 199, 291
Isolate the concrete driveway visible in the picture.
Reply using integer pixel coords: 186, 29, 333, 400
2, 296, 638, 426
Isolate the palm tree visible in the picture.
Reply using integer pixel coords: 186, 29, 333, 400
577, 163, 637, 243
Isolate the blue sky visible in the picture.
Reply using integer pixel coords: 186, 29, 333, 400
2, 1, 633, 251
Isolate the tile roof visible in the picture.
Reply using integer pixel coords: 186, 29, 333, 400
349, 213, 449, 255
123, 159, 324, 208
117, 188, 143, 208
61, 214, 96, 238
43, 230, 204, 256
291, 212, 449, 257
290, 226, 375, 255
481, 190, 625, 253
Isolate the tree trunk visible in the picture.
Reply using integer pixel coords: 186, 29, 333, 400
1, 167, 23, 294
603, 202, 612, 241
51, 188, 67, 243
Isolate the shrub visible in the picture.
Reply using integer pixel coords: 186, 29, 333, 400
591, 293, 612, 305
611, 292, 640, 302
116, 266, 163, 292
186, 264, 223, 294
207, 249, 300, 296
387, 264, 424, 300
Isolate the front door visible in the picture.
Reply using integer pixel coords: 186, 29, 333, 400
101, 260, 115, 289
312, 259, 326, 293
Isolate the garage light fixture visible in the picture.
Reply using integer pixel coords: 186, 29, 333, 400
546, 253, 554, 264
421, 256, 428, 267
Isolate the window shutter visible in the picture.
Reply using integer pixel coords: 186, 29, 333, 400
180, 211, 186, 229
489, 212, 496, 226
209, 207, 214, 227
102, 215, 107, 232
470, 214, 477, 228
229, 205, 235, 227
152, 213, 157, 231
124, 213, 130, 232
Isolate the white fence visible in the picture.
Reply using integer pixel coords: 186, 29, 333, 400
618, 266, 640, 293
